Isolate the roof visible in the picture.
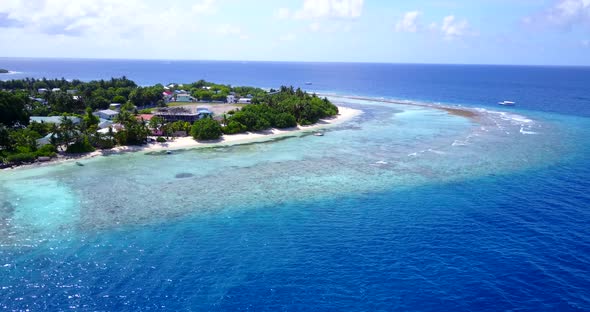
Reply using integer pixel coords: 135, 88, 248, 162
97, 109, 119, 116
137, 114, 155, 121
30, 116, 81, 124
98, 119, 113, 129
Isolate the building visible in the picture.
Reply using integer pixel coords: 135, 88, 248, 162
36, 133, 54, 147
30, 116, 81, 125
136, 114, 155, 122
163, 91, 174, 102
94, 109, 119, 120
109, 103, 121, 111
238, 98, 252, 104
154, 107, 212, 123
29, 97, 48, 105
98, 119, 113, 129
67, 89, 78, 94
51, 88, 61, 92
38, 88, 48, 94
196, 108, 213, 119
176, 94, 193, 102
227, 95, 236, 103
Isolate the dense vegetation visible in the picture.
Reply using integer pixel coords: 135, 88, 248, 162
191, 118, 223, 141
171, 80, 267, 102
222, 86, 338, 134
0, 77, 338, 166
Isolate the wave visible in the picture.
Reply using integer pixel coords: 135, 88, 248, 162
520, 127, 538, 135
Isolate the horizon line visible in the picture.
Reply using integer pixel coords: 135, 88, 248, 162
1, 56, 589, 69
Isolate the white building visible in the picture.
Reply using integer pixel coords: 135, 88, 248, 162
51, 88, 61, 92
238, 98, 252, 104
109, 103, 122, 111
226, 95, 236, 103
94, 109, 119, 120
176, 94, 193, 102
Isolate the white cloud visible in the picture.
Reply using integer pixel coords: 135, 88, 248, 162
292, 0, 364, 19
394, 11, 474, 40
0, 0, 214, 38
525, 0, 590, 30
395, 11, 422, 33
441, 15, 470, 40
279, 33, 297, 41
309, 22, 321, 32
275, 8, 291, 20
192, 0, 217, 15
216, 24, 249, 40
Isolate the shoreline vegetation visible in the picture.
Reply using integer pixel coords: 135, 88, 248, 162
0, 77, 345, 169
9, 106, 361, 171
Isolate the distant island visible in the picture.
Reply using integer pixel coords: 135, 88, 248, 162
0, 69, 9, 74
0, 77, 345, 168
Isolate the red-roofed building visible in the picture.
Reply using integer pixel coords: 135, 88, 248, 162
137, 114, 155, 122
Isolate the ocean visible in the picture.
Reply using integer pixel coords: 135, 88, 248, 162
1, 58, 589, 311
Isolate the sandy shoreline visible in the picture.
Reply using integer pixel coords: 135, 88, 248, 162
3, 106, 362, 170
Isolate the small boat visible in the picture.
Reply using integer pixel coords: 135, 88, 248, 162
75, 162, 84, 167
305, 82, 312, 85
166, 150, 172, 155
314, 132, 324, 137
498, 101, 516, 106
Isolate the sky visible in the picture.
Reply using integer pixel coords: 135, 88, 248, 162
0, 0, 589, 65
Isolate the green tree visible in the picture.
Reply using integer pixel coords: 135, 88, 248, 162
112, 95, 127, 104
191, 118, 222, 141
83, 107, 99, 128
0, 91, 29, 126
148, 116, 165, 130
222, 120, 247, 134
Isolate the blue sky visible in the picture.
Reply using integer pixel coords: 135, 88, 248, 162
0, 0, 589, 65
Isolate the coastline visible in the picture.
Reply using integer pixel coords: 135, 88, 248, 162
3, 106, 362, 171
321, 93, 479, 120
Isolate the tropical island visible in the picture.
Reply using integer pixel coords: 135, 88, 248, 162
0, 69, 9, 74
0, 77, 353, 168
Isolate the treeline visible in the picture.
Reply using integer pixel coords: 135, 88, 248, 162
220, 86, 338, 134
0, 77, 339, 166
0, 77, 164, 113
167, 79, 267, 102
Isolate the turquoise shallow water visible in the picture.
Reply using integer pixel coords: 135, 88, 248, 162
0, 100, 567, 240
1, 96, 589, 310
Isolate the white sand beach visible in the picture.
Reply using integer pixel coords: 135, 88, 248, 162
4, 106, 362, 170
116, 106, 361, 153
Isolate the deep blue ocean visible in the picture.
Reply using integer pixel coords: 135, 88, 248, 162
1, 58, 589, 311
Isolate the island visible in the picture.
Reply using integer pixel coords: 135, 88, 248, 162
0, 69, 9, 74
0, 77, 358, 168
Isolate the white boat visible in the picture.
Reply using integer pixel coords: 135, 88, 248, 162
498, 101, 516, 106
314, 132, 324, 136
305, 82, 312, 85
